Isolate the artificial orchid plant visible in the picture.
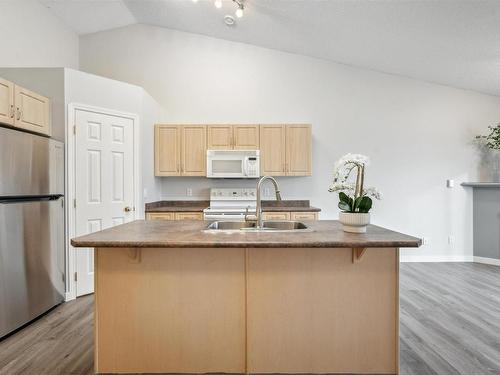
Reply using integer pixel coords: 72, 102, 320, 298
328, 153, 381, 213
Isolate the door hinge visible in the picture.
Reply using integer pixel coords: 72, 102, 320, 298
62, 273, 65, 283
73, 199, 76, 208
73, 126, 76, 135
74, 272, 78, 282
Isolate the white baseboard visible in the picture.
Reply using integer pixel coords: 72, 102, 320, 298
473, 256, 500, 266
65, 292, 76, 302
400, 255, 473, 263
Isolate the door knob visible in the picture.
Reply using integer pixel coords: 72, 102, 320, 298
124, 206, 132, 212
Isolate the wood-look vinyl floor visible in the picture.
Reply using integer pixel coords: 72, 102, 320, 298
0, 263, 499, 375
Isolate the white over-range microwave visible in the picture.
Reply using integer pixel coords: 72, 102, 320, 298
206, 150, 260, 178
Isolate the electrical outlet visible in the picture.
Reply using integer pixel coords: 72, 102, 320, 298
422, 237, 430, 245
446, 179, 455, 188
186, 188, 192, 197
448, 235, 455, 246
143, 188, 148, 199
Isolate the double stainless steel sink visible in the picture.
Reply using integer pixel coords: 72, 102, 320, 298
205, 220, 311, 233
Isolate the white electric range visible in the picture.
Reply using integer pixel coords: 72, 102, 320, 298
203, 188, 257, 221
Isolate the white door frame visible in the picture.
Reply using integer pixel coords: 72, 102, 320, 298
66, 103, 141, 301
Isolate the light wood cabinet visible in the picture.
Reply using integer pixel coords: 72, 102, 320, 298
233, 125, 259, 149
0, 78, 51, 135
155, 125, 181, 176
208, 125, 260, 150
155, 125, 206, 176
95, 247, 246, 373
260, 124, 311, 176
14, 85, 50, 136
207, 125, 233, 149
260, 125, 286, 176
181, 125, 207, 176
0, 78, 14, 126
146, 212, 175, 221
290, 211, 318, 220
286, 124, 312, 176
262, 212, 290, 221
156, 124, 311, 178
175, 212, 204, 220
246, 247, 398, 374
146, 212, 204, 221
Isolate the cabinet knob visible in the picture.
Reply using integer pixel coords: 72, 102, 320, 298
16, 108, 21, 120
9, 105, 14, 118
124, 206, 132, 212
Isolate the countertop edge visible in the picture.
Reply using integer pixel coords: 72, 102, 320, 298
71, 240, 421, 248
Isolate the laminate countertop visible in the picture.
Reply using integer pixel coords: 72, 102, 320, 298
145, 200, 321, 213
71, 220, 421, 249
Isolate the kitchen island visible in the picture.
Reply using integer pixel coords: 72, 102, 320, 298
72, 220, 420, 375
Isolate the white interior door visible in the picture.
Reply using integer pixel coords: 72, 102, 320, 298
75, 109, 135, 297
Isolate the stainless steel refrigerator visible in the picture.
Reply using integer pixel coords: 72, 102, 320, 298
0, 126, 65, 339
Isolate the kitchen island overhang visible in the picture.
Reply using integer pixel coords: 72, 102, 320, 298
72, 220, 420, 375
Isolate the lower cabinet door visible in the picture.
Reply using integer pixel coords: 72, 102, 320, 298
290, 211, 318, 220
262, 212, 290, 221
246, 247, 399, 374
146, 212, 175, 220
95, 247, 246, 374
175, 212, 204, 220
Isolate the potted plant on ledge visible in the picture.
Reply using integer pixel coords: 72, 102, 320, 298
329, 153, 381, 233
474, 123, 500, 182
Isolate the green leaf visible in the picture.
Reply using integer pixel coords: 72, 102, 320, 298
339, 192, 350, 203
338, 192, 354, 212
338, 201, 352, 212
357, 196, 373, 213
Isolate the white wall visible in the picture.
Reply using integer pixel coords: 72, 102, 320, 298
80, 24, 500, 261
0, 0, 78, 68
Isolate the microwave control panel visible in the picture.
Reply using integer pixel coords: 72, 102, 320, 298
246, 157, 259, 177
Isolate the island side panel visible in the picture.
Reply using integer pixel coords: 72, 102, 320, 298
94, 247, 246, 374
247, 247, 399, 374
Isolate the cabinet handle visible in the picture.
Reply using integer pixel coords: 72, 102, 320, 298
9, 105, 14, 118
16, 108, 21, 120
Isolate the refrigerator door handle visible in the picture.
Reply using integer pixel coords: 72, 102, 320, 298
0, 195, 63, 204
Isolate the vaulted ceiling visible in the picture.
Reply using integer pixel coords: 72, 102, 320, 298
40, 0, 500, 96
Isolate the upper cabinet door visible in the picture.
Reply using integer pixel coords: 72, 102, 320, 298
181, 125, 207, 176
155, 125, 181, 176
14, 85, 50, 136
0, 78, 14, 126
207, 125, 233, 149
234, 125, 260, 150
286, 124, 312, 176
260, 125, 286, 176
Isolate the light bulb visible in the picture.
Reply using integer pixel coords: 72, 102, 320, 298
214, 0, 222, 8
235, 7, 243, 18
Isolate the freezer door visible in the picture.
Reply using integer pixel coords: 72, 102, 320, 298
0, 196, 65, 338
0, 126, 64, 196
